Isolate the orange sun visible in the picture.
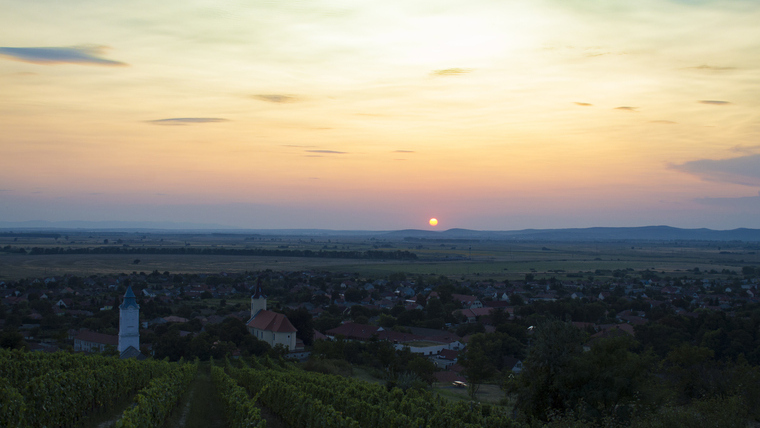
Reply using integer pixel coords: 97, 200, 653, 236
429, 218, 438, 226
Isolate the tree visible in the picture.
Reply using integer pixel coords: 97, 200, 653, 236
285, 307, 315, 346
567, 336, 657, 422
343, 287, 364, 302
425, 298, 446, 319
0, 330, 25, 350
509, 294, 525, 306
509, 319, 584, 421
460, 333, 497, 399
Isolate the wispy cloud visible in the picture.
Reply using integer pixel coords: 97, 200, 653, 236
253, 94, 297, 103
306, 150, 346, 154
730, 144, 760, 155
615, 106, 637, 111
695, 193, 760, 208
698, 100, 731, 105
671, 154, 760, 186
650, 120, 676, 124
147, 118, 229, 125
393, 150, 415, 153
685, 65, 736, 71
431, 68, 473, 76
574, 102, 593, 106
0, 45, 127, 66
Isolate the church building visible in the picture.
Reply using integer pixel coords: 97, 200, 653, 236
118, 286, 142, 358
246, 281, 298, 351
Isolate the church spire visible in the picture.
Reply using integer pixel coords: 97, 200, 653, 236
120, 285, 138, 309
250, 278, 267, 320
252, 278, 265, 299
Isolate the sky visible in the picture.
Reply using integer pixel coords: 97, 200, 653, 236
1, 0, 759, 230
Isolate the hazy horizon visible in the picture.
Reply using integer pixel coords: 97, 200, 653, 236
2, 0, 760, 230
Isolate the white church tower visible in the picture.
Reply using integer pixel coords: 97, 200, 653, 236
118, 286, 140, 354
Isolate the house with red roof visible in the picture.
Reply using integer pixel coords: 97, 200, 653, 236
74, 330, 118, 353
325, 322, 381, 341
246, 281, 298, 351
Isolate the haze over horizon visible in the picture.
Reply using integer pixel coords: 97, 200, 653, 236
2, 0, 760, 231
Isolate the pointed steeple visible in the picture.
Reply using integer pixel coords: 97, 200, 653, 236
250, 278, 267, 319
252, 278, 266, 300
120, 286, 139, 309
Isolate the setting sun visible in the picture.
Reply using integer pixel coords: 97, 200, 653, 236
429, 218, 438, 227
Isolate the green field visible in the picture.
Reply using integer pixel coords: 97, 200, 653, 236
1, 231, 758, 281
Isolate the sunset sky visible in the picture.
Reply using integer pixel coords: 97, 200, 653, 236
2, 0, 759, 230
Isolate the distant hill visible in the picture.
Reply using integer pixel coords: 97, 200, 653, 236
0, 220, 236, 231
383, 226, 760, 242
1, 222, 760, 241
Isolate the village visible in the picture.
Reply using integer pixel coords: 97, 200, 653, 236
2, 266, 759, 387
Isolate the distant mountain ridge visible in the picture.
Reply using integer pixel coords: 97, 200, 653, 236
1, 221, 760, 241
0, 220, 236, 230
383, 226, 760, 242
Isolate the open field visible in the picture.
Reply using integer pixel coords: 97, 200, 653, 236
1, 231, 758, 281
433, 383, 504, 405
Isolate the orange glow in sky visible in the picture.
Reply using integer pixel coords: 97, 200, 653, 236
1, 1, 760, 230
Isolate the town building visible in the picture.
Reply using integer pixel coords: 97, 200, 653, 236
73, 330, 118, 352
118, 286, 140, 355
246, 282, 298, 351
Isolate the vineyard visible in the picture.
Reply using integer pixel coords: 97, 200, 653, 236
0, 349, 195, 428
223, 356, 520, 428
0, 349, 523, 428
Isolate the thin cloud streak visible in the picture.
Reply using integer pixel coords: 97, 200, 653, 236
253, 94, 297, 103
305, 150, 347, 154
147, 118, 229, 125
430, 68, 473, 76
686, 65, 736, 71
0, 46, 127, 66
672, 154, 760, 186
695, 193, 760, 208
699, 100, 731, 105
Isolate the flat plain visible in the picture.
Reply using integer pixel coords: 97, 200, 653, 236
2, 231, 759, 281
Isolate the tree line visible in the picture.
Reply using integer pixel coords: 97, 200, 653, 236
6, 246, 418, 260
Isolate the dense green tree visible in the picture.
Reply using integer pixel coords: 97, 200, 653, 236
343, 287, 364, 302
509, 319, 584, 421
460, 333, 498, 399
284, 307, 315, 346
0, 330, 25, 350
314, 314, 342, 333
566, 336, 658, 422
425, 297, 445, 319
378, 313, 397, 328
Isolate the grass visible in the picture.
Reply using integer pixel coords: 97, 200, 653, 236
163, 363, 227, 428
80, 394, 137, 428
349, 365, 386, 385
432, 383, 505, 405
1, 235, 758, 282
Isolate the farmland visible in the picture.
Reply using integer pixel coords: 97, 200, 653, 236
1, 230, 758, 282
